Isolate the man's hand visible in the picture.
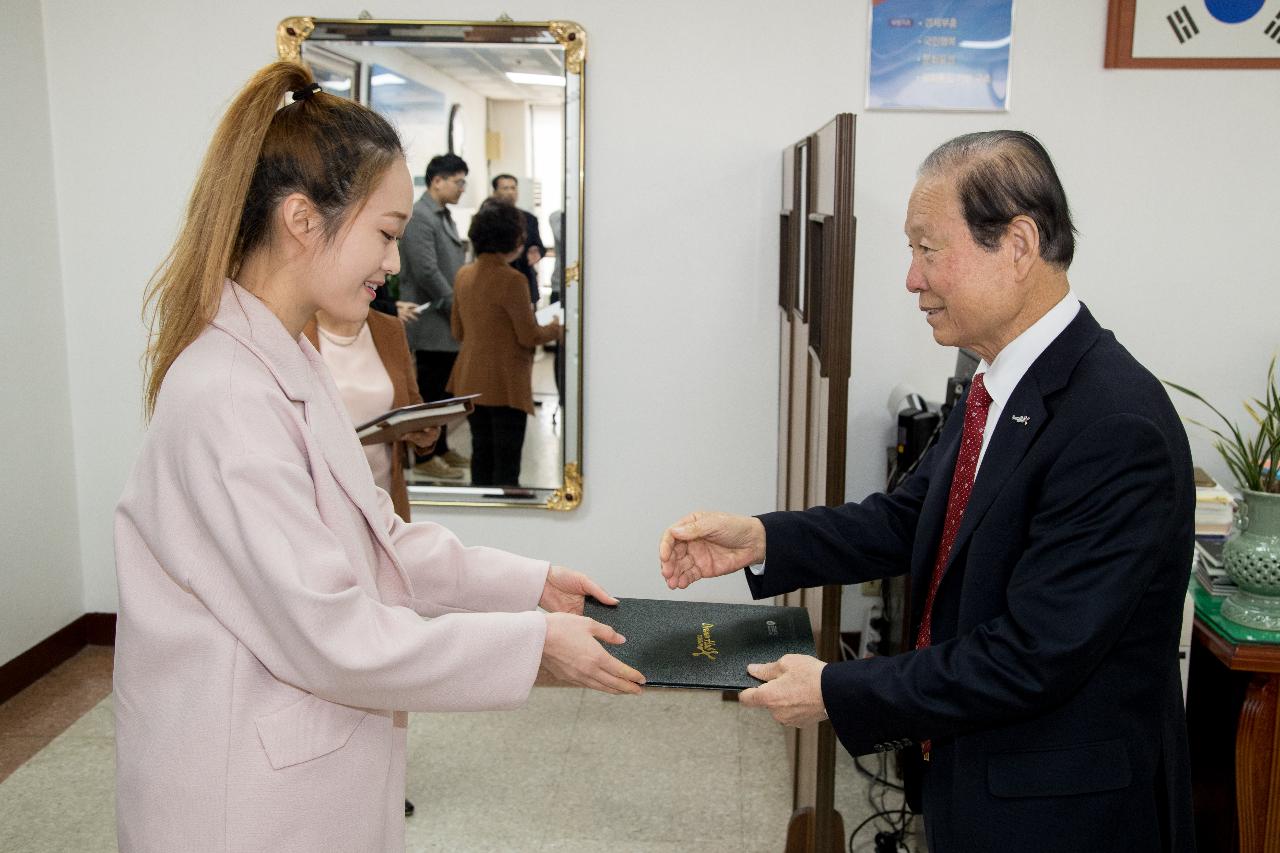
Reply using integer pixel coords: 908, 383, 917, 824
402, 427, 440, 453
658, 511, 766, 590
526, 245, 543, 267
541, 612, 645, 695
739, 655, 828, 727
539, 565, 616, 615
395, 301, 420, 324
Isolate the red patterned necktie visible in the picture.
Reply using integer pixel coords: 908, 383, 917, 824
916, 372, 992, 758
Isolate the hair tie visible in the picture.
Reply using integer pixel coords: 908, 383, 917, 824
291, 82, 322, 102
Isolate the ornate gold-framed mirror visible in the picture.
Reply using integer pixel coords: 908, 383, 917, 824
278, 17, 585, 511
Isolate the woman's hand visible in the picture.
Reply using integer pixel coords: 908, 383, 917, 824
395, 301, 421, 324
540, 613, 645, 695
403, 427, 440, 453
547, 318, 564, 340
539, 566, 615, 615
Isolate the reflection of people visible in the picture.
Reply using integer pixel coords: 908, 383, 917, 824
548, 208, 567, 407
116, 62, 643, 852
398, 153, 471, 480
449, 202, 562, 486
303, 307, 436, 523
659, 131, 1194, 852
490, 174, 544, 306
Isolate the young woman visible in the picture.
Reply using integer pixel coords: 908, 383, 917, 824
114, 61, 643, 852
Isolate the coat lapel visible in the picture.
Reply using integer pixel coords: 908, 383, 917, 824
366, 313, 413, 409
297, 337, 415, 587
212, 281, 314, 404
419, 194, 462, 247
920, 305, 1105, 608
909, 423, 962, 626
213, 283, 415, 592
943, 387, 1047, 572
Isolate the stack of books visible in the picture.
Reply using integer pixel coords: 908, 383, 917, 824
1192, 467, 1237, 596
1193, 538, 1236, 596
1194, 467, 1236, 538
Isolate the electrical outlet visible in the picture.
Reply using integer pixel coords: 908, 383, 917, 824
860, 602, 884, 658
861, 579, 882, 596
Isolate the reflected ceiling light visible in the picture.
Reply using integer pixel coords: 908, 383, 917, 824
505, 71, 566, 86
371, 73, 406, 86
957, 35, 1011, 49
320, 79, 352, 92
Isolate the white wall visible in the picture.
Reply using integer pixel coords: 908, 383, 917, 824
486, 99, 530, 189
34, 1, 1280, 620
0, 0, 83, 663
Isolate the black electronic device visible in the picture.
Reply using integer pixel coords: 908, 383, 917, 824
942, 347, 982, 421
896, 408, 940, 475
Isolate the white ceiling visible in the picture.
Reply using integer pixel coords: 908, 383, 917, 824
400, 43, 566, 104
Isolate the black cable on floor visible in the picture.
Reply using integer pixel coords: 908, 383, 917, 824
853, 753, 904, 791
847, 807, 913, 853
848, 751, 915, 851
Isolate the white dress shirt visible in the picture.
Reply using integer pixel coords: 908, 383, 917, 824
972, 290, 1080, 478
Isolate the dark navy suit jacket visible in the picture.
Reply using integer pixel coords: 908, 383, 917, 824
748, 306, 1195, 853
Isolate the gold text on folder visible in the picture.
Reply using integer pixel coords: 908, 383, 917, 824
692, 623, 719, 661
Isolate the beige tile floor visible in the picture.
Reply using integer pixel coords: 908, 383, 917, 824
0, 652, 924, 852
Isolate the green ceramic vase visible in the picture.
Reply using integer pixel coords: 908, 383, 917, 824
1221, 489, 1280, 631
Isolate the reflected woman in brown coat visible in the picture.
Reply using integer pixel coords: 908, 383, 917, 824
448, 201, 562, 485
304, 308, 436, 523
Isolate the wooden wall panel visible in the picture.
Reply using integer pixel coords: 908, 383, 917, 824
773, 115, 855, 853
787, 321, 810, 513
777, 311, 793, 512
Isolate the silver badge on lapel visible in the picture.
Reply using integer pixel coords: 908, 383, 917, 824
1011, 414, 1030, 426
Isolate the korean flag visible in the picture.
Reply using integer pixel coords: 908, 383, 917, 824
1133, 0, 1280, 55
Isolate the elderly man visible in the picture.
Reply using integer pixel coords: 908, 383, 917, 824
659, 131, 1194, 853
490, 174, 545, 306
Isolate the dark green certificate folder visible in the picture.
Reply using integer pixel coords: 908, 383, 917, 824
583, 597, 817, 691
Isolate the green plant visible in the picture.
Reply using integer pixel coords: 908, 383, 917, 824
1165, 356, 1280, 494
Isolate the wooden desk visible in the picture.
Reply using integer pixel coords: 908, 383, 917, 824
1190, 618, 1280, 853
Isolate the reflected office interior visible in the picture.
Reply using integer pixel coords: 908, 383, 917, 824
303, 38, 568, 492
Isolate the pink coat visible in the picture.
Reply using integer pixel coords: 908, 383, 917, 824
114, 282, 549, 852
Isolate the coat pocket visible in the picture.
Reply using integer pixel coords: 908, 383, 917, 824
987, 738, 1132, 799
254, 693, 368, 770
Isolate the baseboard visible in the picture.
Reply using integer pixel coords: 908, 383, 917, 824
83, 612, 117, 646
0, 612, 116, 706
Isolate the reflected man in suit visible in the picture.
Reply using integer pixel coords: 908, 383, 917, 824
659, 131, 1195, 853
491, 174, 545, 306
398, 154, 470, 479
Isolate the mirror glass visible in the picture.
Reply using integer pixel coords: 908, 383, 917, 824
279, 18, 584, 510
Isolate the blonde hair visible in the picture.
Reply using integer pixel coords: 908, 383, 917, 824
142, 61, 403, 417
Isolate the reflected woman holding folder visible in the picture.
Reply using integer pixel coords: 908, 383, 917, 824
114, 61, 643, 853
303, 305, 437, 523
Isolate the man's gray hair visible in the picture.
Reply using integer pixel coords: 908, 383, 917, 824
920, 130, 1077, 269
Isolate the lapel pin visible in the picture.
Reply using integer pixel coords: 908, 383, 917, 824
1011, 415, 1030, 426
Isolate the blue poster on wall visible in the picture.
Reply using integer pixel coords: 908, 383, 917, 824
867, 0, 1015, 111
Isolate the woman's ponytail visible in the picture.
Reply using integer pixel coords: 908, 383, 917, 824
142, 61, 401, 418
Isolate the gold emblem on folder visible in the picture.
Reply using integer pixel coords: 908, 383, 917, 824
692, 623, 719, 661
